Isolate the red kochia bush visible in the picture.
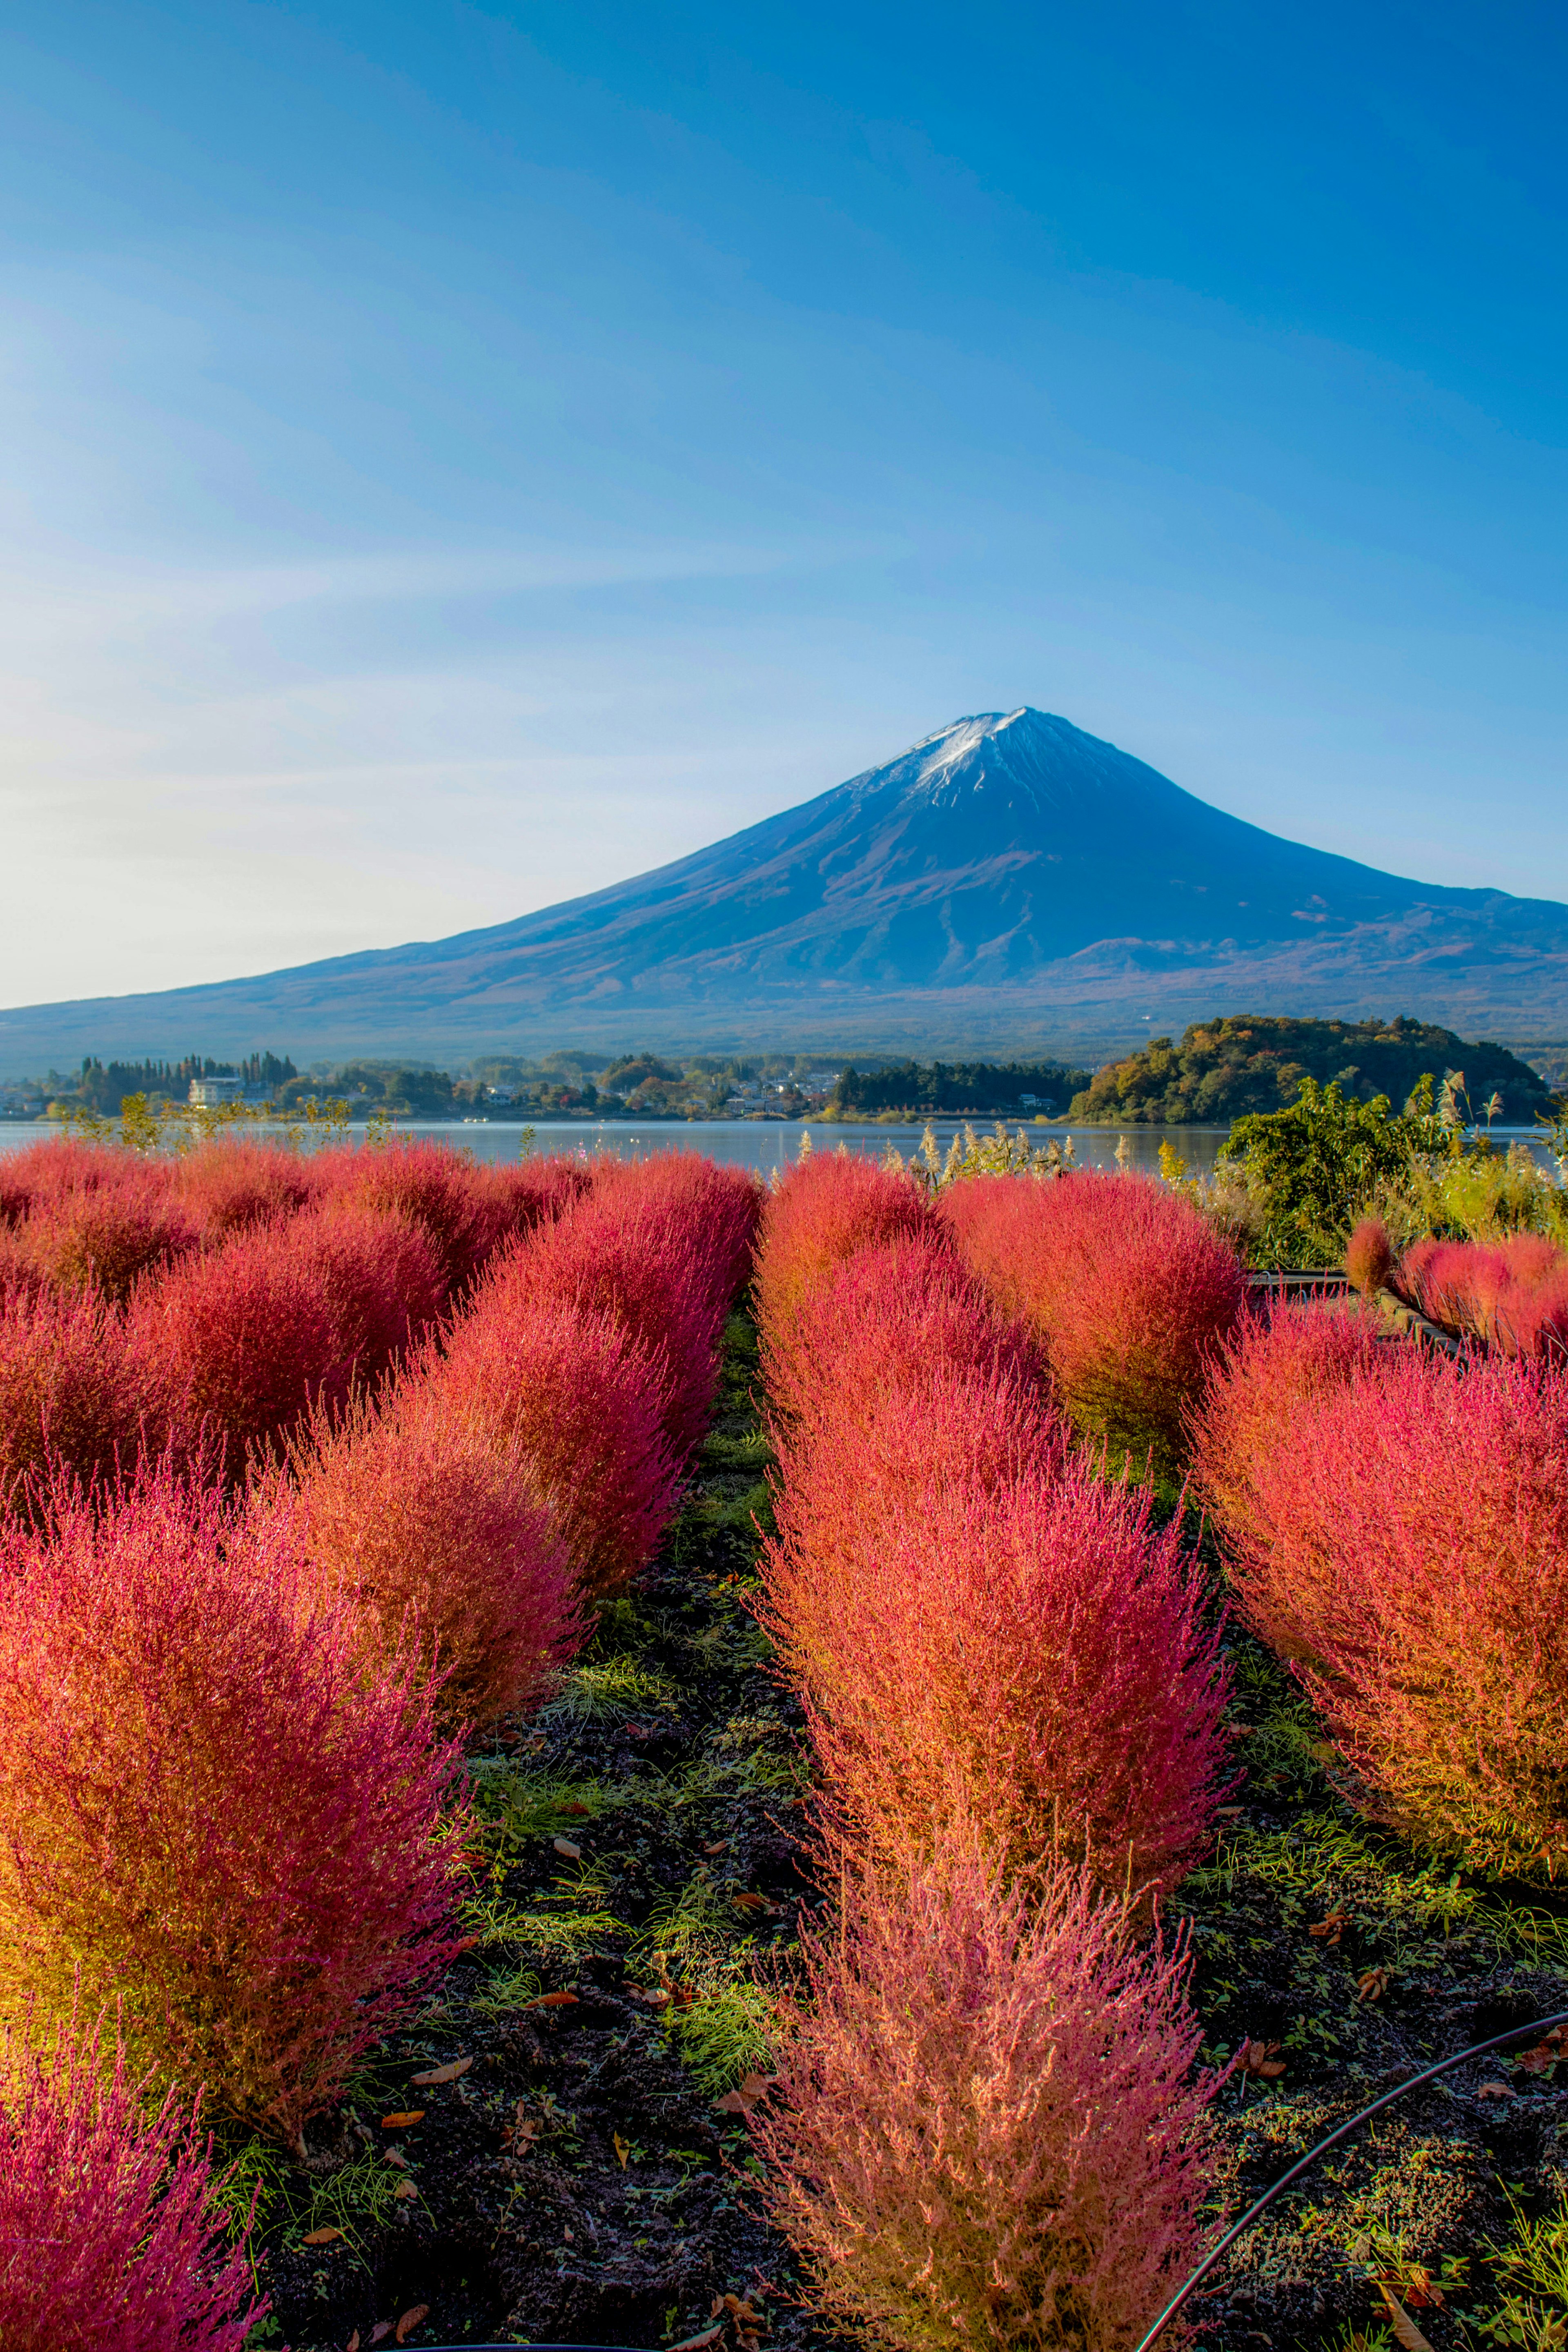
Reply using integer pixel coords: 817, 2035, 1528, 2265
486, 1154, 596, 1239
174, 1137, 325, 1237
500, 1190, 729, 1459
942, 1170, 1246, 1461
0, 1138, 132, 1226
303, 1201, 450, 1385
1345, 1214, 1395, 1298
753, 1829, 1219, 2352
762, 1439, 1228, 1902
127, 1219, 345, 1477
434, 1298, 681, 1598
281, 1376, 583, 1729
14, 1163, 198, 1304
765, 1232, 1047, 1433
1187, 1299, 1386, 1580
1230, 1350, 1568, 1878
753, 1151, 937, 1389
1397, 1233, 1568, 1358
325, 1140, 508, 1294
0, 2009, 263, 2352
594, 1151, 764, 1323
0, 1284, 140, 1508
0, 1465, 471, 2141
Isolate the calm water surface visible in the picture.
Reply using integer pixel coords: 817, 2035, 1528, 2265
0, 1118, 1553, 1177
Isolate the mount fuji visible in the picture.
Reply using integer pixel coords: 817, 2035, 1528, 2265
5, 709, 1567, 1068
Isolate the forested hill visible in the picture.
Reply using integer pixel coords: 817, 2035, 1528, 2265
1068, 1016, 1553, 1126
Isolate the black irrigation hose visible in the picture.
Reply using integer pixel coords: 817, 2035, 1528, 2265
1131, 2006, 1568, 2352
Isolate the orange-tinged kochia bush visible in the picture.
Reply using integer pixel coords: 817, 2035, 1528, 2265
280, 1376, 583, 1730
762, 1439, 1228, 1902
1231, 1350, 1568, 1877
434, 1298, 681, 1598
0, 1283, 140, 1508
941, 1170, 1246, 1462
753, 1151, 937, 1387
0, 1466, 472, 2141
0, 2008, 263, 2352
1344, 1214, 1395, 1298
764, 1232, 1049, 1434
1187, 1299, 1385, 1581
753, 1830, 1220, 2352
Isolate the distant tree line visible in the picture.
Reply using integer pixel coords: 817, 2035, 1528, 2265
829, 1059, 1092, 1117
58, 1053, 298, 1114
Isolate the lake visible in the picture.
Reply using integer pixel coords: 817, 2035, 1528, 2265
0, 1117, 1554, 1178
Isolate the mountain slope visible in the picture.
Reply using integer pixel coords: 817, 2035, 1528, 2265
4, 710, 1567, 1069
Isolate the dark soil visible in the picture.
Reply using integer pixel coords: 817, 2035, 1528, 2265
237, 1311, 1568, 2352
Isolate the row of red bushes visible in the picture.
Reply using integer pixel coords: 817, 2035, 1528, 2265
1192, 1298, 1568, 1878
749, 1152, 1233, 2349
0, 1140, 762, 2346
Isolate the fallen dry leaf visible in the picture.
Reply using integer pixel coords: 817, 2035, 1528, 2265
719, 2294, 766, 2328
393, 2178, 419, 2201
624, 1721, 650, 1737
1308, 1909, 1348, 1946
732, 1891, 779, 1915
370, 2328, 392, 2348
1237, 2038, 1287, 2080
552, 1836, 582, 1860
1214, 1804, 1245, 1819
1356, 1967, 1390, 2003
303, 2226, 343, 2246
384, 2149, 408, 2169
522, 1990, 579, 2009
626, 1983, 671, 2008
1477, 2080, 1514, 2099
559, 1800, 591, 1817
394, 2308, 429, 2346
1515, 2030, 1564, 2075
409, 2056, 471, 2086
614, 2131, 630, 2168
668, 2329, 723, 2352
713, 2071, 780, 2115
703, 1840, 730, 1855
1377, 2283, 1436, 2352
347, 2336, 361, 2352
381, 2111, 425, 2129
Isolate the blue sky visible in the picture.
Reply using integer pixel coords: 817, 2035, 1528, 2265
1, 0, 1564, 1003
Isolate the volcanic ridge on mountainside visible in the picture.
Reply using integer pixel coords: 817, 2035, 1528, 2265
4, 709, 1566, 1067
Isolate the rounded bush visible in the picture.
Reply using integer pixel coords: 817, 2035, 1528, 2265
0, 1465, 472, 2141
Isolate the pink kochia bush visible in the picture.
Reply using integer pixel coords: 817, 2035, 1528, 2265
0, 1283, 139, 1508
1344, 1214, 1396, 1300
753, 1150, 937, 1391
942, 1170, 1247, 1461
1187, 1299, 1386, 1580
1396, 1232, 1568, 1358
326, 1138, 510, 1294
280, 1373, 583, 1730
0, 2009, 263, 2352
593, 1150, 764, 1326
752, 1829, 1220, 2352
0, 1464, 471, 2141
763, 1441, 1229, 1903
1223, 1348, 1568, 1878
435, 1294, 681, 1598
